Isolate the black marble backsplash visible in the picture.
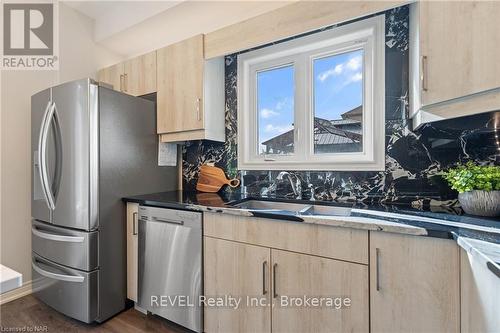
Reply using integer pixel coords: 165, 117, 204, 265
182, 5, 500, 207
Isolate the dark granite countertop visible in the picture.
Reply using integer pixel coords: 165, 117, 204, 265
123, 190, 500, 275
123, 190, 500, 244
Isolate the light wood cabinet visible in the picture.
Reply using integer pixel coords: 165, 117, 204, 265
123, 51, 157, 96
203, 212, 368, 264
460, 248, 500, 332
204, 237, 271, 333
369, 231, 460, 333
157, 35, 204, 134
97, 51, 157, 96
204, 235, 368, 333
126, 202, 139, 302
271, 249, 369, 333
410, 1, 500, 124
97, 62, 124, 92
157, 35, 225, 142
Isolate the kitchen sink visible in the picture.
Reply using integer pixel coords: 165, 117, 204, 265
231, 200, 310, 214
231, 200, 352, 216
301, 205, 352, 216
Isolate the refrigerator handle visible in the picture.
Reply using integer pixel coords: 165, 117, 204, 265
32, 260, 84, 283
40, 102, 57, 210
37, 101, 53, 210
32, 226, 84, 243
50, 104, 63, 203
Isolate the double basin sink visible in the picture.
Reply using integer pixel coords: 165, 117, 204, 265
231, 199, 352, 217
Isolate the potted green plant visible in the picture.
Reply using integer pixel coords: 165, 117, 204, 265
442, 162, 500, 217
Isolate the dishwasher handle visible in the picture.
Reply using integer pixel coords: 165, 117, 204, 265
151, 216, 184, 225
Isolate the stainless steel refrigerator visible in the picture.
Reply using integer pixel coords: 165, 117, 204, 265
30, 78, 177, 323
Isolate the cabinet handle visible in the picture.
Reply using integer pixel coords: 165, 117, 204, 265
196, 98, 201, 121
132, 212, 138, 235
124, 73, 128, 92
262, 261, 268, 295
376, 248, 381, 291
421, 55, 428, 92
119, 74, 124, 92
487, 262, 500, 279
273, 263, 278, 298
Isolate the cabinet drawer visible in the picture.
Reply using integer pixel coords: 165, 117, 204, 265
32, 220, 98, 271
203, 213, 368, 264
32, 254, 98, 323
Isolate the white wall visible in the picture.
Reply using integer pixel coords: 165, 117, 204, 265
97, 1, 292, 58
0, 3, 122, 295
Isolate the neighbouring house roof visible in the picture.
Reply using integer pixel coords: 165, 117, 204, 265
261, 106, 363, 150
341, 105, 362, 121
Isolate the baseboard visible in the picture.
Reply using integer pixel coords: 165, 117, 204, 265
0, 280, 33, 305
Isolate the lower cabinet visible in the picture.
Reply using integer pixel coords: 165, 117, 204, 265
271, 249, 369, 333
204, 236, 369, 333
204, 237, 271, 333
126, 202, 139, 302
369, 231, 460, 333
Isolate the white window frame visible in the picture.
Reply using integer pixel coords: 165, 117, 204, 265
237, 15, 385, 171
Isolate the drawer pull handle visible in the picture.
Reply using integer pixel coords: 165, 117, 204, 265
196, 98, 201, 121
32, 261, 84, 283
421, 55, 428, 92
133, 212, 138, 235
32, 227, 84, 243
487, 262, 500, 279
376, 247, 381, 291
273, 263, 278, 298
262, 261, 268, 295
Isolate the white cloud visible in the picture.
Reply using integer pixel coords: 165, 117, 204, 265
333, 72, 363, 92
275, 97, 292, 111
264, 124, 293, 133
346, 55, 362, 71
317, 64, 344, 82
349, 72, 363, 83
260, 108, 279, 119
317, 54, 363, 83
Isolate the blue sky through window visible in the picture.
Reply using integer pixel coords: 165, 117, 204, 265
257, 49, 363, 154
313, 49, 363, 120
257, 65, 295, 154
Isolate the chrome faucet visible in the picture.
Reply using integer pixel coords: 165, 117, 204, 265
277, 172, 302, 199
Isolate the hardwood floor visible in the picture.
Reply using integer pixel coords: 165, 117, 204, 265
0, 295, 190, 333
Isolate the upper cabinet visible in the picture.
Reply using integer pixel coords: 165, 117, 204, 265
156, 35, 225, 143
97, 51, 157, 96
123, 51, 157, 96
410, 1, 500, 126
97, 62, 123, 93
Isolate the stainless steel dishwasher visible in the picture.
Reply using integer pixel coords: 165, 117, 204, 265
137, 205, 202, 332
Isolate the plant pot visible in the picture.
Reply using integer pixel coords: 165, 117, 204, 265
458, 190, 500, 217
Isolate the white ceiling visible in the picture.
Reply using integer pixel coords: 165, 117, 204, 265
63, 1, 184, 42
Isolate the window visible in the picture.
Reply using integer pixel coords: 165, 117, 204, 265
238, 15, 385, 171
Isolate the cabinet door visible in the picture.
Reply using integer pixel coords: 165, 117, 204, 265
420, 1, 500, 105
460, 249, 500, 332
204, 237, 271, 333
271, 249, 369, 333
126, 202, 139, 302
157, 34, 204, 134
97, 62, 124, 92
370, 232, 460, 333
123, 51, 157, 96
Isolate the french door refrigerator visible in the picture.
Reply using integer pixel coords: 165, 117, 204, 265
31, 78, 177, 323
